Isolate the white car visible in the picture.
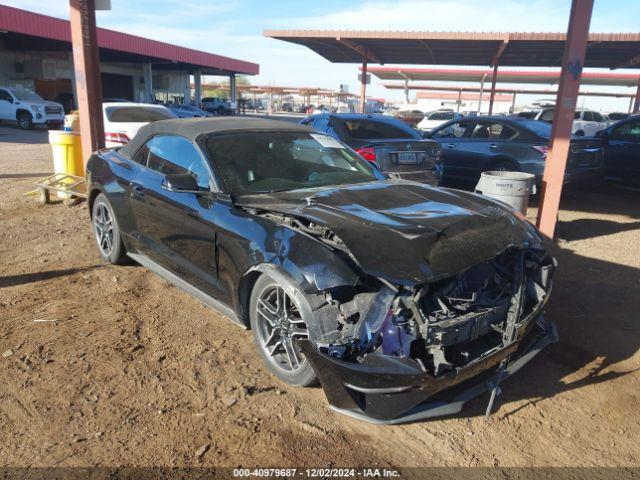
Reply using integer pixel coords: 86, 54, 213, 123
103, 102, 176, 148
517, 108, 607, 136
0, 87, 64, 129
417, 110, 462, 132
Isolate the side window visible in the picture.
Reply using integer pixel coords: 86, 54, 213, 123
131, 144, 150, 165
583, 111, 594, 122
591, 112, 603, 123
611, 121, 640, 142
300, 118, 313, 126
0, 89, 13, 102
431, 122, 475, 139
472, 122, 518, 140
146, 135, 211, 189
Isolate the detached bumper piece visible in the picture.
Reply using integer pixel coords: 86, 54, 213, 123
300, 317, 558, 424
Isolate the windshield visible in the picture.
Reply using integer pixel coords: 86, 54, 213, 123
10, 89, 43, 101
204, 131, 382, 195
106, 106, 176, 122
516, 111, 539, 119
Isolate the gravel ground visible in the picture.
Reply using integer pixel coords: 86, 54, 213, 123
0, 125, 639, 470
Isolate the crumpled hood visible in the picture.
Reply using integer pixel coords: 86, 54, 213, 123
237, 180, 542, 285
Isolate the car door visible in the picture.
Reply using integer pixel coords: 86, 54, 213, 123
0, 89, 14, 120
428, 120, 476, 180
129, 134, 223, 297
590, 111, 607, 135
604, 119, 640, 179
462, 121, 519, 178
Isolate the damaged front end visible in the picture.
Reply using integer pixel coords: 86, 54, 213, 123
299, 245, 558, 424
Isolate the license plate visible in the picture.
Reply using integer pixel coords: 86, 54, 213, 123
394, 151, 419, 165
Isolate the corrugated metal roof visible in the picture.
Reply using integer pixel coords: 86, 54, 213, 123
0, 5, 259, 75
264, 29, 640, 70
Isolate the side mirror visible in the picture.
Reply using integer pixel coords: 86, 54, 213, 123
161, 174, 206, 194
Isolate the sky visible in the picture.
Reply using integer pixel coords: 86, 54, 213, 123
3, 0, 640, 111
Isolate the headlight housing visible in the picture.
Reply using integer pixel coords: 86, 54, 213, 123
30, 105, 43, 113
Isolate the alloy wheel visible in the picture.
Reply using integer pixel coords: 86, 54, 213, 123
254, 284, 309, 373
93, 203, 114, 257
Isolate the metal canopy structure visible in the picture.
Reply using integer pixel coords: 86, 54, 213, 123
367, 67, 640, 86
263, 30, 640, 69
1, 4, 259, 76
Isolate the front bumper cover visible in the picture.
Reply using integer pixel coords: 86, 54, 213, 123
300, 316, 558, 424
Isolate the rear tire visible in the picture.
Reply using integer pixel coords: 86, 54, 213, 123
91, 193, 128, 265
575, 130, 585, 136
17, 112, 33, 130
249, 274, 317, 387
217, 106, 226, 115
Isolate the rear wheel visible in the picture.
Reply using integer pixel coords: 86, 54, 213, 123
575, 130, 585, 136
17, 112, 33, 130
217, 106, 226, 115
249, 274, 316, 386
92, 193, 128, 264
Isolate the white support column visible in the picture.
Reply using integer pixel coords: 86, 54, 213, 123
194, 70, 202, 107
229, 74, 237, 113
143, 63, 153, 103
183, 72, 191, 104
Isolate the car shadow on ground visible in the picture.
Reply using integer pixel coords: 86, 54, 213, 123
0, 265, 104, 288
556, 218, 640, 241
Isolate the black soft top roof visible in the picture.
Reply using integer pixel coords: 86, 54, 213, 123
119, 117, 313, 158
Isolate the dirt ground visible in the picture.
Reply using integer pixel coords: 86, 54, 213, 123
1, 125, 639, 470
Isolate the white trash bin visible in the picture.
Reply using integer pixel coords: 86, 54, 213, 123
475, 171, 536, 214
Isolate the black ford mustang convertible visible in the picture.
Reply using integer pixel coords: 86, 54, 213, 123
87, 117, 557, 424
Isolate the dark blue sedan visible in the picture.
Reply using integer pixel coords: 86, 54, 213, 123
424, 116, 605, 188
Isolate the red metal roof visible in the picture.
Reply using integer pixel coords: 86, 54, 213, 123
366, 67, 640, 86
0, 5, 259, 75
416, 91, 512, 102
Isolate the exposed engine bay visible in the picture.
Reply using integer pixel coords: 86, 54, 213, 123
251, 209, 555, 379
309, 246, 554, 377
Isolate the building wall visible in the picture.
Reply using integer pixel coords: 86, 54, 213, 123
0, 49, 190, 105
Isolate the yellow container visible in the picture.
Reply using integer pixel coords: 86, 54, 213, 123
48, 130, 83, 177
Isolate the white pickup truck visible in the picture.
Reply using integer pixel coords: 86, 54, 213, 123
0, 87, 65, 129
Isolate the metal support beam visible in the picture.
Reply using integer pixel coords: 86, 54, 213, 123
194, 70, 202, 107
337, 37, 381, 63
477, 73, 487, 114
511, 92, 517, 114
360, 56, 368, 113
536, 0, 594, 239
633, 74, 640, 113
456, 89, 462, 113
404, 79, 409, 103
69, 0, 104, 169
488, 40, 507, 115
488, 63, 499, 114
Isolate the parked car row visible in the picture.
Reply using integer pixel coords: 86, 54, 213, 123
300, 111, 639, 187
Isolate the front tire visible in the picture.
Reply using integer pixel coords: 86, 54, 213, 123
91, 193, 128, 264
249, 274, 316, 387
17, 112, 33, 130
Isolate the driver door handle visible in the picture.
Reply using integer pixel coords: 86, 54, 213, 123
490, 143, 499, 149
446, 143, 456, 149
130, 183, 145, 200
